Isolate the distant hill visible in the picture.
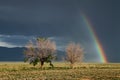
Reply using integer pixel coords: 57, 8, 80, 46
0, 47, 24, 61
0, 47, 65, 61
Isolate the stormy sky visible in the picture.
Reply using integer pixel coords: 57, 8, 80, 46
0, 0, 120, 62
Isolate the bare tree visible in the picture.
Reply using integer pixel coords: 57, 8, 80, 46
24, 38, 56, 68
65, 42, 84, 68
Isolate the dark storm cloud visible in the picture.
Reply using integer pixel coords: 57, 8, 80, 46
0, 0, 81, 36
0, 0, 120, 62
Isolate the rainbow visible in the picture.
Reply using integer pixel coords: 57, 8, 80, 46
82, 14, 108, 63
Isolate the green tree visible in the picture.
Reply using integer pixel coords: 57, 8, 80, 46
24, 37, 56, 68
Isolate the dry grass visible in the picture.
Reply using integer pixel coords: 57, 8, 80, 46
0, 62, 120, 80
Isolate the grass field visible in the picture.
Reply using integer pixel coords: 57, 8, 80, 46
0, 62, 120, 80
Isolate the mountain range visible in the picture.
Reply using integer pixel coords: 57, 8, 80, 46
0, 47, 65, 61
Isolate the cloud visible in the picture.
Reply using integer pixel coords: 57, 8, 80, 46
0, 34, 72, 51
0, 1, 77, 23
0, 34, 67, 50
0, 41, 22, 48
0, 34, 36, 48
0, 0, 81, 36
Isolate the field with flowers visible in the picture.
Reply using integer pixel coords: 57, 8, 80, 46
0, 62, 120, 80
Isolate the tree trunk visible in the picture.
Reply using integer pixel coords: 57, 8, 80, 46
49, 61, 54, 67
40, 61, 44, 68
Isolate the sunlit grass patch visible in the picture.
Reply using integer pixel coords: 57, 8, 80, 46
0, 62, 120, 80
